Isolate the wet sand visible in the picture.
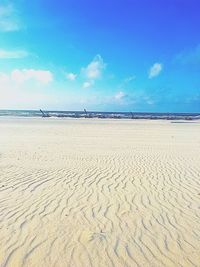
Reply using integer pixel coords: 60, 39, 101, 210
0, 118, 200, 267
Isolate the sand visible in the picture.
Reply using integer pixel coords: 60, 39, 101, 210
0, 117, 200, 267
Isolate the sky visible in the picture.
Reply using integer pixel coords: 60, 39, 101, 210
0, 0, 200, 112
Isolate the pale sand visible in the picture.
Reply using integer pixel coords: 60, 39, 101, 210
0, 118, 200, 267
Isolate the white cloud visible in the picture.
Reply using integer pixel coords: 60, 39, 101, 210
12, 69, 53, 84
0, 3, 20, 32
65, 72, 77, 81
148, 63, 162, 79
115, 91, 127, 100
82, 55, 106, 80
112, 90, 156, 107
124, 75, 136, 83
0, 68, 54, 109
0, 49, 29, 59
83, 81, 93, 89
0, 69, 53, 85
80, 55, 106, 90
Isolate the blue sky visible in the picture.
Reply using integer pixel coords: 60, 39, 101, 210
0, 0, 200, 112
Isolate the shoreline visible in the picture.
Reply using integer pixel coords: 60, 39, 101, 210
0, 115, 200, 122
0, 109, 199, 121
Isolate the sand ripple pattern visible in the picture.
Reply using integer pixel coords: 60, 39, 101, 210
0, 118, 200, 267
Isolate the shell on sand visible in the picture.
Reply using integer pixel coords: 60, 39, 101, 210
0, 118, 200, 267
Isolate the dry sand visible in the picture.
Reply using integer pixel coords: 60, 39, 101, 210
0, 118, 200, 267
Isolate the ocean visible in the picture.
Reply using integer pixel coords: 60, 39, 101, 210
0, 109, 200, 120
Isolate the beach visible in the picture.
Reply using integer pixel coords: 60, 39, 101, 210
0, 117, 200, 267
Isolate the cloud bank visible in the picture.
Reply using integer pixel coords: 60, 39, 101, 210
0, 69, 53, 84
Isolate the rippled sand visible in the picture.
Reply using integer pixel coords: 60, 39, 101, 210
0, 118, 200, 267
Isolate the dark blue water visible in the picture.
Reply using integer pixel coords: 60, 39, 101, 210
0, 109, 199, 120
